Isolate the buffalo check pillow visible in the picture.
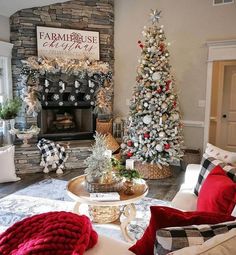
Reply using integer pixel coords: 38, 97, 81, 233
194, 153, 236, 196
154, 220, 236, 255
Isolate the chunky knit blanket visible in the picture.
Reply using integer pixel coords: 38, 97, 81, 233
0, 211, 98, 255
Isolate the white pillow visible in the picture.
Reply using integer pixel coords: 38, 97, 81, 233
169, 228, 236, 255
205, 143, 236, 164
0, 145, 21, 183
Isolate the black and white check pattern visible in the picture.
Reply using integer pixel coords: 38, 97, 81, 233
37, 138, 67, 169
194, 153, 236, 196
154, 220, 236, 255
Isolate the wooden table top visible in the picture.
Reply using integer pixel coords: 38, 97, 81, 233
67, 175, 148, 206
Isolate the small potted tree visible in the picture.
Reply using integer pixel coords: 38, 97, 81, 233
84, 132, 122, 192
118, 167, 141, 195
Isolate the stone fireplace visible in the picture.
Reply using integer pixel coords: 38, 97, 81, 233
10, 0, 114, 136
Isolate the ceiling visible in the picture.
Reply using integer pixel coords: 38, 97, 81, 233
0, 0, 67, 17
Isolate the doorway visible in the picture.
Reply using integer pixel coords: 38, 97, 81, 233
209, 61, 236, 151
204, 40, 236, 150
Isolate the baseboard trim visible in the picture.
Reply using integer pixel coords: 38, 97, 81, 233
182, 120, 205, 128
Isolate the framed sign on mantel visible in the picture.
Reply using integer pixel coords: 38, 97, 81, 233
36, 26, 100, 60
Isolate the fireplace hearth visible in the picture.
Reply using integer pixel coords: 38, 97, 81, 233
38, 105, 96, 141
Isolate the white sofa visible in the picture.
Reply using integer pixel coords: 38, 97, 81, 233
85, 164, 202, 255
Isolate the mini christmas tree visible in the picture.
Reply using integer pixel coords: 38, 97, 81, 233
84, 132, 112, 182
122, 10, 184, 170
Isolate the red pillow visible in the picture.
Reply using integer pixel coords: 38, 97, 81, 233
197, 165, 236, 215
129, 206, 235, 255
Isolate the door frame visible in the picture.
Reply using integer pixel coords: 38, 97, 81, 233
204, 40, 236, 149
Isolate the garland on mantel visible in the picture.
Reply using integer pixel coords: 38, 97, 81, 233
18, 56, 113, 117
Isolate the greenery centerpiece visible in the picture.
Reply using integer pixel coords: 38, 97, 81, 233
0, 98, 21, 120
84, 132, 122, 192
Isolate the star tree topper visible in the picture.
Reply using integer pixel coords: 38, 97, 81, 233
150, 9, 161, 24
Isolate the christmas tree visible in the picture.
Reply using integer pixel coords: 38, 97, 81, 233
122, 10, 184, 168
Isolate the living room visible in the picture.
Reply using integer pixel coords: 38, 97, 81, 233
0, 0, 236, 254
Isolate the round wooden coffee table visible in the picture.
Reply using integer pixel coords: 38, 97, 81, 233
67, 175, 148, 242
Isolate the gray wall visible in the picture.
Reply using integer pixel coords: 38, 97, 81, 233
0, 15, 10, 42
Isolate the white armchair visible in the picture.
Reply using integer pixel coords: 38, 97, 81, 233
171, 164, 201, 211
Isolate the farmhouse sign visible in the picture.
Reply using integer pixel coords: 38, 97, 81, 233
36, 26, 100, 60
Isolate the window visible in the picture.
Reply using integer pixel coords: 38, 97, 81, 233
0, 56, 8, 104
0, 41, 13, 104
213, 0, 234, 5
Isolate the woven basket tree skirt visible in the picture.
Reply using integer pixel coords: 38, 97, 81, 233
134, 162, 172, 180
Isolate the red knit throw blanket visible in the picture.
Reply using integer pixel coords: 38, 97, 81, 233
0, 211, 98, 255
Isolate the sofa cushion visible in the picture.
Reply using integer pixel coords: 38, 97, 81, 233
129, 206, 235, 255
85, 235, 133, 255
197, 165, 236, 215
154, 220, 236, 255
0, 145, 21, 183
169, 228, 236, 255
171, 190, 197, 211
194, 154, 236, 196
205, 143, 236, 164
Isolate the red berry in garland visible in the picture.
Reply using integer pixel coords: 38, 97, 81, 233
157, 87, 162, 93
127, 140, 133, 147
127, 151, 133, 158
164, 143, 170, 150
144, 132, 150, 139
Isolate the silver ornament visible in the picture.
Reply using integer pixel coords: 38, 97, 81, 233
143, 115, 152, 124
152, 72, 161, 81
156, 144, 163, 152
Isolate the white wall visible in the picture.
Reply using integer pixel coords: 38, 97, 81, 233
0, 15, 10, 42
114, 0, 236, 150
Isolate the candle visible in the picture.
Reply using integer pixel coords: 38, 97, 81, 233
75, 80, 79, 88
104, 150, 112, 159
175, 127, 178, 134
159, 117, 162, 125
126, 159, 134, 169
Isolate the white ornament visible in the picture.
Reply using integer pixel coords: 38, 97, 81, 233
134, 142, 139, 147
152, 72, 161, 81
159, 131, 165, 138
121, 143, 126, 149
156, 144, 163, 152
143, 115, 152, 124
161, 102, 168, 109
144, 102, 149, 108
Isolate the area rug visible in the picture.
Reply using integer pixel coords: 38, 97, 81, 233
0, 178, 169, 241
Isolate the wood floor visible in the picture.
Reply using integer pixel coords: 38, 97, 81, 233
0, 166, 185, 201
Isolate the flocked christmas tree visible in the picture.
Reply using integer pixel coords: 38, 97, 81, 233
122, 10, 184, 168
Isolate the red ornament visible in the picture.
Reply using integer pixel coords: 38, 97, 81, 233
164, 144, 170, 150
138, 40, 141, 44
159, 43, 165, 52
166, 80, 171, 91
127, 151, 133, 158
139, 44, 144, 49
157, 87, 162, 93
144, 132, 150, 139
173, 101, 177, 108
127, 140, 133, 147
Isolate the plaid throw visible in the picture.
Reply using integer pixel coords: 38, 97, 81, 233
37, 138, 68, 174
194, 153, 236, 196
154, 220, 236, 255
